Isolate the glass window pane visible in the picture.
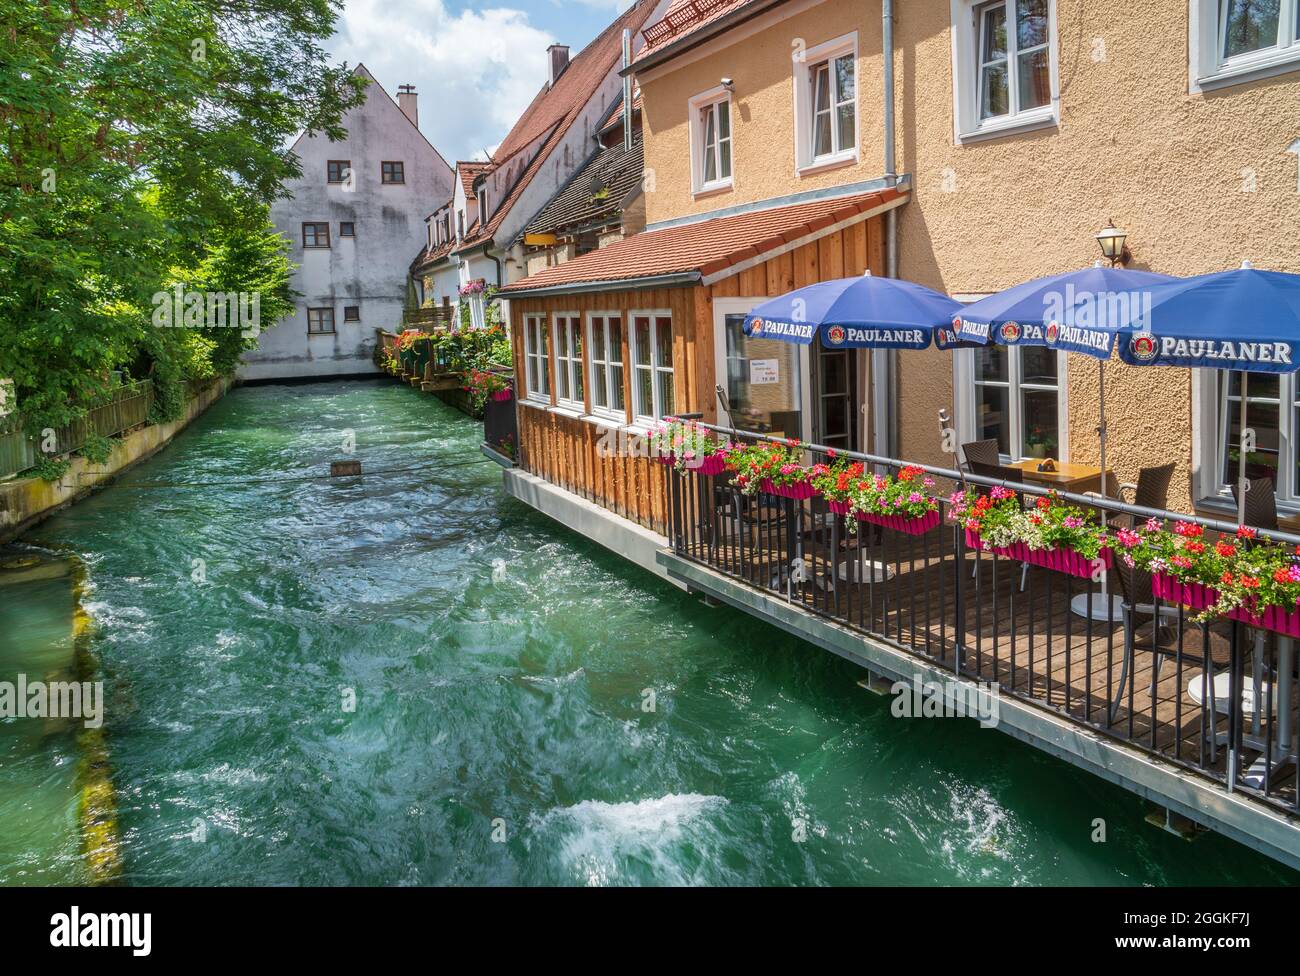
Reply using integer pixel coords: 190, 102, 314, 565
593, 363, 607, 408
1016, 0, 1049, 48
1223, 0, 1281, 58
658, 372, 674, 418
719, 137, 731, 180
813, 64, 830, 114
977, 384, 1011, 455
637, 369, 653, 417
813, 112, 833, 157
573, 361, 584, 402
702, 110, 717, 183
655, 318, 673, 367
556, 321, 568, 357
1021, 388, 1059, 459
718, 100, 731, 139
835, 55, 855, 104
980, 64, 1009, 118
981, 4, 1008, 61
634, 318, 651, 366
836, 104, 854, 154
591, 321, 606, 362
722, 314, 802, 436
609, 320, 622, 358
974, 344, 1009, 383
1020, 346, 1057, 385
611, 364, 625, 410
1017, 48, 1050, 110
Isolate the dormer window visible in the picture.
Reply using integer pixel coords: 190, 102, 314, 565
477, 188, 487, 222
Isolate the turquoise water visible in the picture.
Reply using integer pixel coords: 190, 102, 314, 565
17, 380, 1299, 885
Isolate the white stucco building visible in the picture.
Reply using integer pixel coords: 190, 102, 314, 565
242, 65, 454, 380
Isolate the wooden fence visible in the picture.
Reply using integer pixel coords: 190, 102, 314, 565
0, 380, 154, 479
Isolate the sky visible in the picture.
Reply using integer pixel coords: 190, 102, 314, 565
331, 0, 635, 164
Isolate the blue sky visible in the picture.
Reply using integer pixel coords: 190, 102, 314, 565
331, 0, 635, 164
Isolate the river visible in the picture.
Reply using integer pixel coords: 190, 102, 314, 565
6, 379, 1295, 885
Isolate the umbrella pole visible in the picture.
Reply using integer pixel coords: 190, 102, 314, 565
1098, 359, 1107, 501
1238, 370, 1249, 527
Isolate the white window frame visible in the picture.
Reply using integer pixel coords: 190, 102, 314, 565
792, 32, 859, 175
712, 297, 815, 445
950, 0, 1059, 144
630, 310, 675, 425
553, 312, 584, 411
688, 86, 734, 196
1191, 0, 1300, 91
586, 312, 627, 422
1193, 369, 1300, 508
523, 313, 550, 404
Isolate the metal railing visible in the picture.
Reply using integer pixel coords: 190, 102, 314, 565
664, 421, 1300, 816
481, 370, 517, 461
0, 381, 153, 479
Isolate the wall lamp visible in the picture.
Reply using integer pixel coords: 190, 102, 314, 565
1095, 220, 1132, 267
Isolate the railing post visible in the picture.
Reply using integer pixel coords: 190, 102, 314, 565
952, 512, 965, 676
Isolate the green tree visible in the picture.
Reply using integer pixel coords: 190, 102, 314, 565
0, 0, 364, 431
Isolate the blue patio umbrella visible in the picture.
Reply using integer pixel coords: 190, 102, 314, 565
741, 272, 976, 351
1113, 262, 1300, 525
960, 263, 1178, 622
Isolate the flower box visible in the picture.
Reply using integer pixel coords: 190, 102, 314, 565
827, 499, 851, 515
681, 454, 728, 476
490, 388, 513, 402
761, 477, 817, 500
1151, 572, 1300, 638
855, 508, 941, 536
655, 453, 675, 465
965, 528, 1110, 579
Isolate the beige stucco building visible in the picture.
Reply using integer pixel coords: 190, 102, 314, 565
629, 0, 1300, 513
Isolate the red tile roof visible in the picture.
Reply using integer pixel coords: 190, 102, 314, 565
455, 1, 660, 255
638, 0, 763, 61
457, 161, 490, 198
502, 187, 906, 293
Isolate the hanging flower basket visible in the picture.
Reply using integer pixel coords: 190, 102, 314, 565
761, 477, 817, 499
1151, 572, 1300, 638
490, 388, 514, 402
827, 499, 851, 516
965, 528, 1110, 579
681, 454, 728, 476
855, 508, 942, 536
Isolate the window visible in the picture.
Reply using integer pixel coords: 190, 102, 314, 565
811, 55, 855, 160
631, 313, 674, 423
965, 344, 1061, 460
381, 161, 405, 184
722, 310, 803, 439
793, 34, 858, 173
553, 314, 584, 409
457, 211, 465, 238
952, 1, 1057, 141
689, 88, 733, 193
307, 308, 335, 334
1192, 0, 1300, 89
327, 160, 351, 184
523, 314, 550, 402
588, 314, 626, 419
477, 188, 488, 222
339, 221, 355, 238
343, 306, 360, 322
302, 222, 330, 248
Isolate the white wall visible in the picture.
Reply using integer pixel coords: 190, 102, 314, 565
241, 66, 453, 380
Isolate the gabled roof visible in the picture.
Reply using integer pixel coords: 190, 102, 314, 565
637, 0, 764, 63
523, 130, 643, 238
502, 187, 907, 295
458, 161, 490, 198
453, 0, 660, 256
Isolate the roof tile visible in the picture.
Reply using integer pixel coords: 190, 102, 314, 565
501, 187, 906, 293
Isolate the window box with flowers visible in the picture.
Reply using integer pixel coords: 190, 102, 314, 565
648, 419, 732, 475
836, 465, 942, 535
463, 369, 512, 412
725, 441, 814, 498
1121, 521, 1300, 638
949, 488, 1112, 579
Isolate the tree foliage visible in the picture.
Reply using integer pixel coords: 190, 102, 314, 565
0, 0, 365, 431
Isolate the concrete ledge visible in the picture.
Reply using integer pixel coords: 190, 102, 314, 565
503, 468, 684, 589
0, 378, 232, 543
659, 548, 1300, 872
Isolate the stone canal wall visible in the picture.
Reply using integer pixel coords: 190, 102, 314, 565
0, 377, 233, 544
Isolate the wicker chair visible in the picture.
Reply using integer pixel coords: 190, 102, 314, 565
961, 438, 1001, 473
1231, 476, 1279, 532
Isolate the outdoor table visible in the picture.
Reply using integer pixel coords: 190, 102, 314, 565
1006, 459, 1115, 495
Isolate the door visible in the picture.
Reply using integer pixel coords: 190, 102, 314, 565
713, 301, 808, 442
815, 337, 858, 452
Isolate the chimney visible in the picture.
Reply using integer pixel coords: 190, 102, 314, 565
547, 45, 570, 88
621, 29, 633, 152
397, 84, 418, 127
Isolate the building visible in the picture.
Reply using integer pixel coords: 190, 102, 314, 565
493, 0, 1300, 869
408, 0, 673, 332
241, 66, 454, 380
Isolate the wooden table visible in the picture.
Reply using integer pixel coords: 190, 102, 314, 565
1006, 459, 1115, 495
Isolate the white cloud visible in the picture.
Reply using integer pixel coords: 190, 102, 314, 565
333, 0, 555, 163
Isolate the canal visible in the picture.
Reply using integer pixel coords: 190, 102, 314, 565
6, 379, 1297, 885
